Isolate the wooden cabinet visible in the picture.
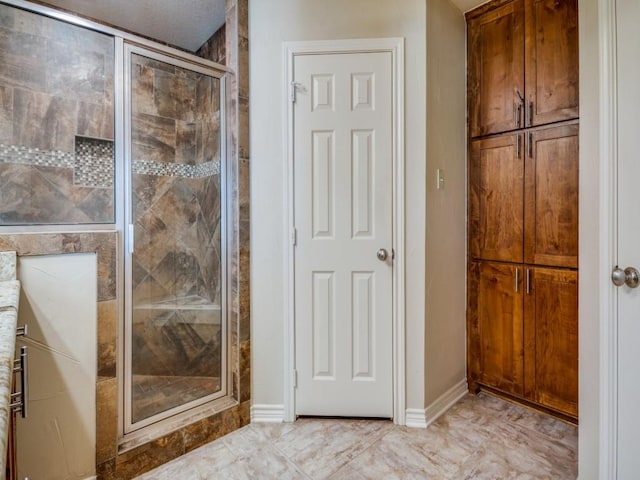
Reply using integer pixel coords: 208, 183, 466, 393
475, 262, 524, 396
525, 0, 579, 127
469, 262, 578, 418
524, 124, 579, 268
468, 0, 578, 138
469, 133, 524, 263
524, 267, 578, 417
470, 123, 578, 267
466, 0, 579, 422
468, 0, 525, 138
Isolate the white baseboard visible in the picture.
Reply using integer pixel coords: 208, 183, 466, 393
250, 404, 286, 423
405, 379, 468, 429
405, 408, 429, 428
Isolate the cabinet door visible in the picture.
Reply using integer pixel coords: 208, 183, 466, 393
477, 262, 524, 396
470, 134, 524, 263
524, 124, 579, 267
524, 267, 578, 417
468, 0, 525, 137
524, 0, 579, 126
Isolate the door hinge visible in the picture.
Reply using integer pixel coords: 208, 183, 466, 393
290, 81, 303, 103
291, 228, 297, 246
293, 369, 298, 388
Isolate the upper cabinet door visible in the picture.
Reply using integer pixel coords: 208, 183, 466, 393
524, 123, 579, 268
468, 0, 525, 138
524, 0, 579, 127
470, 133, 525, 263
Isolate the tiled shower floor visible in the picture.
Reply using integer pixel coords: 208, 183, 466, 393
135, 393, 578, 479
132, 375, 220, 422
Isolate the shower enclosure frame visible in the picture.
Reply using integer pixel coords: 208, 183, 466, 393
122, 44, 230, 435
0, 0, 236, 448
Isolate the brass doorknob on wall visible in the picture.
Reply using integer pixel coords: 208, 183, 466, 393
611, 266, 640, 288
376, 249, 388, 261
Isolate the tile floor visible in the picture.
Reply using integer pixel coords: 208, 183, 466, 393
136, 393, 578, 479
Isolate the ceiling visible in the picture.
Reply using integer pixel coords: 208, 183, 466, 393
40, 0, 226, 52
39, 0, 491, 52
451, 0, 492, 13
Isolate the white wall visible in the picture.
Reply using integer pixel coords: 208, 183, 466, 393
250, 0, 428, 410
250, 0, 467, 415
425, 0, 467, 405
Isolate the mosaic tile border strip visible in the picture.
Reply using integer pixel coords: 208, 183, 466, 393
0, 140, 115, 189
0, 144, 74, 169
0, 144, 220, 184
132, 158, 221, 178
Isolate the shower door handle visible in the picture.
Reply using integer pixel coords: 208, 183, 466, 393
128, 224, 135, 254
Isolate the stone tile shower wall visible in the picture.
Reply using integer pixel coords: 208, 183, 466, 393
196, 24, 226, 65
0, 1, 249, 477
131, 54, 222, 307
129, 54, 223, 423
0, 5, 115, 224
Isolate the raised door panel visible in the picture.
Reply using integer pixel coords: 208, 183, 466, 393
478, 262, 524, 396
294, 51, 393, 417
523, 267, 578, 417
470, 134, 524, 263
525, 0, 579, 126
468, 0, 525, 138
524, 124, 578, 267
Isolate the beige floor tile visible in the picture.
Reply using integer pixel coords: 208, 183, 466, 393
244, 420, 298, 443
135, 393, 578, 480
326, 463, 368, 480
503, 403, 578, 448
205, 445, 308, 480
272, 418, 393, 479
337, 429, 471, 479
453, 423, 577, 480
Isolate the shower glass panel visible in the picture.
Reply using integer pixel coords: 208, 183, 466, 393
126, 47, 225, 429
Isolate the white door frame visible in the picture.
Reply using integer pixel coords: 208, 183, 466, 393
596, 0, 617, 477
282, 38, 406, 424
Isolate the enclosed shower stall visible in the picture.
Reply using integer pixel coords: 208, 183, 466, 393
125, 48, 227, 429
0, 0, 229, 460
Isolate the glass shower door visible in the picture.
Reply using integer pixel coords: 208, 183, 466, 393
124, 46, 226, 431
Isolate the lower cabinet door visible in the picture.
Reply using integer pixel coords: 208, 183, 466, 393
477, 262, 524, 396
524, 266, 578, 417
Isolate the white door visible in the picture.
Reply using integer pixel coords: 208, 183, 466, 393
293, 51, 394, 417
615, 0, 640, 476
